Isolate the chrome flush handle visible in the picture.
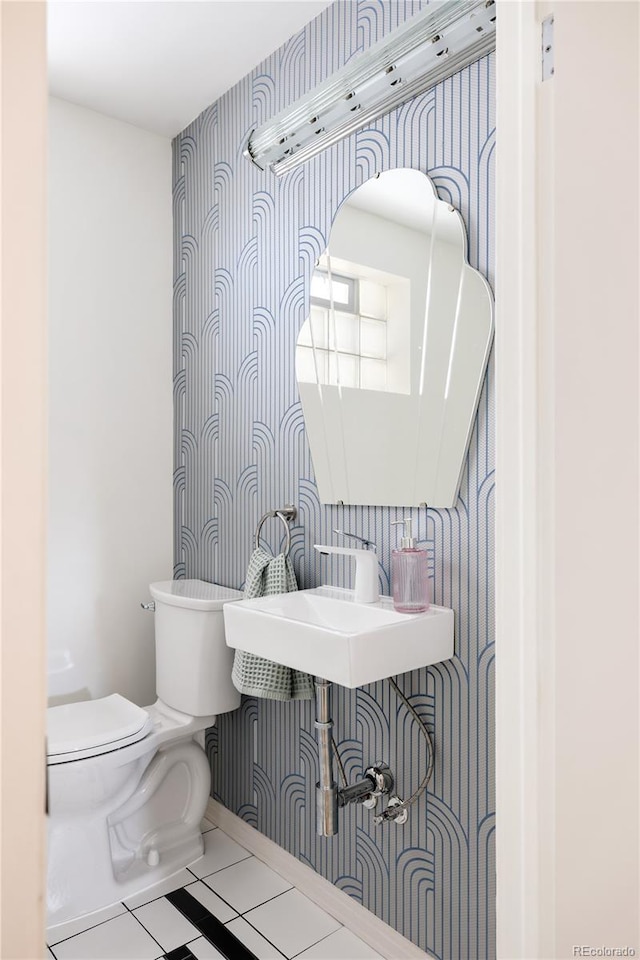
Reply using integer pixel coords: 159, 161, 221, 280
140, 601, 156, 611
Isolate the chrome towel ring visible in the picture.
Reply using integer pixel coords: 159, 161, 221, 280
254, 504, 297, 556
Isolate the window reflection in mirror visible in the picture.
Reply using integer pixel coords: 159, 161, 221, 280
296, 169, 493, 508
298, 261, 409, 394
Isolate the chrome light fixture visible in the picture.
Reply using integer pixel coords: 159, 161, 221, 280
246, 0, 496, 176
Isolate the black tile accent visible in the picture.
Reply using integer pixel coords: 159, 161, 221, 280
164, 946, 198, 960
166, 889, 259, 960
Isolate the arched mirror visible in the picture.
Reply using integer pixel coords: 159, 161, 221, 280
296, 168, 493, 507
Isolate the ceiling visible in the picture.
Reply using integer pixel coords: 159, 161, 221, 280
48, 0, 333, 138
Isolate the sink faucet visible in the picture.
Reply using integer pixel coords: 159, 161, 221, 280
313, 544, 379, 603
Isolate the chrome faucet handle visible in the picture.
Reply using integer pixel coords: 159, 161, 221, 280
332, 528, 376, 551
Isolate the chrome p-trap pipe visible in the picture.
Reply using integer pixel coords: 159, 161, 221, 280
314, 677, 338, 836
314, 677, 395, 836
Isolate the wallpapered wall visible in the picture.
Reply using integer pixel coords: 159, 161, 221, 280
172, 3, 495, 957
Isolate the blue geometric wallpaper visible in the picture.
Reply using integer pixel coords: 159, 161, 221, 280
172, 3, 495, 957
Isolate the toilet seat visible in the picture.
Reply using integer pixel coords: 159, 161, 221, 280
47, 694, 153, 766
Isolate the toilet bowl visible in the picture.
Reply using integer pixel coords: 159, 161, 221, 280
46, 580, 243, 932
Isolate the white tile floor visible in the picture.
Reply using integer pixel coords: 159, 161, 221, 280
46, 819, 383, 960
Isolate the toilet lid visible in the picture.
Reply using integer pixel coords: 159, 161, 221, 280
47, 694, 150, 758
149, 579, 243, 611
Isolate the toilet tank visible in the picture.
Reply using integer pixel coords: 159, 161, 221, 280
149, 580, 243, 716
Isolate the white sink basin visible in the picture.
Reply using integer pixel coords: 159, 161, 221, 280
223, 586, 454, 688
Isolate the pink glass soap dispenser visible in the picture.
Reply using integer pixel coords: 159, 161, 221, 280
391, 517, 430, 614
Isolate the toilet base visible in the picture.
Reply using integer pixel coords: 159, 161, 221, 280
47, 719, 213, 929
47, 837, 205, 939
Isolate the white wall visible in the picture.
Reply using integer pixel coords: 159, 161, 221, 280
553, 3, 639, 954
0, 5, 47, 954
496, 2, 640, 957
48, 97, 173, 708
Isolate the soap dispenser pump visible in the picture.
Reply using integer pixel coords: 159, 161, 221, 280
391, 518, 430, 614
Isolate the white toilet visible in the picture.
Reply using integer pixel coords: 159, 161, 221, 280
46, 579, 243, 931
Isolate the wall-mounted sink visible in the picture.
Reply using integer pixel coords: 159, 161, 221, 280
224, 586, 454, 688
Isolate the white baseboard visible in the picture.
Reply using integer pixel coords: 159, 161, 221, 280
206, 798, 429, 960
